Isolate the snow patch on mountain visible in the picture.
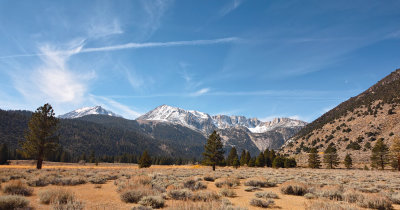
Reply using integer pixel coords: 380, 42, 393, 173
59, 106, 120, 119
138, 105, 307, 134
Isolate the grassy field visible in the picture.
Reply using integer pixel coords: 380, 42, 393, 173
0, 161, 399, 210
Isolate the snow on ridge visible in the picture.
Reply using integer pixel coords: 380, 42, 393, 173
138, 104, 307, 134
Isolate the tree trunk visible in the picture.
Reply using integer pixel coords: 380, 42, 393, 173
397, 155, 400, 171
37, 149, 43, 169
212, 164, 215, 171
37, 157, 43, 169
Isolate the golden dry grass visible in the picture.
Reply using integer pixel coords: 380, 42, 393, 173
1, 161, 400, 210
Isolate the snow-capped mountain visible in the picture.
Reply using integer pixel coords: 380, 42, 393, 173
59, 106, 120, 119
248, 118, 307, 133
137, 104, 307, 134
137, 105, 216, 134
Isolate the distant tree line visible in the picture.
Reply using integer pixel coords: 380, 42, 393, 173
307, 137, 400, 171
202, 131, 297, 170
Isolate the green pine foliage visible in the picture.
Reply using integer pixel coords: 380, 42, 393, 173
239, 150, 246, 166
255, 152, 265, 167
0, 143, 9, 165
248, 157, 256, 167
283, 157, 297, 168
323, 144, 340, 169
371, 138, 389, 170
139, 150, 152, 168
344, 153, 352, 169
245, 151, 251, 166
21, 103, 59, 169
272, 156, 284, 168
226, 147, 238, 166
308, 147, 321, 169
264, 149, 272, 167
202, 131, 225, 171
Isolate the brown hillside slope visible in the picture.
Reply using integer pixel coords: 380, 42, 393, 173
282, 68, 400, 166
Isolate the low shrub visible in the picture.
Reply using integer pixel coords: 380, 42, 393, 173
39, 189, 75, 205
139, 195, 165, 209
215, 178, 240, 188
249, 198, 274, 208
52, 200, 84, 210
220, 188, 236, 197
131, 206, 152, 210
191, 191, 220, 201
304, 193, 316, 200
121, 189, 150, 203
167, 189, 193, 200
3, 180, 33, 196
0, 195, 29, 210
244, 178, 276, 188
343, 190, 364, 203
244, 186, 260, 192
357, 194, 393, 210
183, 179, 207, 191
317, 186, 344, 201
255, 191, 279, 199
305, 200, 359, 210
203, 176, 215, 182
280, 182, 308, 196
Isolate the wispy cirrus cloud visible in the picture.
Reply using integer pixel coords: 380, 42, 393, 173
89, 94, 142, 119
190, 88, 210, 97
219, 0, 244, 17
12, 39, 93, 104
0, 37, 238, 59
87, 18, 123, 38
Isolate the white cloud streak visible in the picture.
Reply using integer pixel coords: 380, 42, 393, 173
190, 88, 210, 97
0, 37, 238, 59
89, 94, 142, 119
219, 0, 244, 17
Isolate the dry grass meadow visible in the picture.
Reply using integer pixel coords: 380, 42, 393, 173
1, 161, 400, 210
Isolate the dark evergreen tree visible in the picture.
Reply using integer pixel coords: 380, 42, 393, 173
269, 150, 276, 164
284, 157, 297, 168
89, 150, 95, 163
344, 153, 352, 169
323, 144, 340, 169
264, 149, 272, 167
272, 155, 285, 168
239, 150, 246, 166
232, 156, 240, 169
308, 147, 321, 169
21, 103, 59, 169
255, 152, 265, 167
248, 157, 256, 167
139, 150, 152, 168
60, 151, 70, 162
245, 151, 251, 166
0, 143, 9, 165
226, 147, 238, 166
202, 131, 225, 171
371, 138, 389, 170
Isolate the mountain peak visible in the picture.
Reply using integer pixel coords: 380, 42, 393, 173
59, 106, 120, 119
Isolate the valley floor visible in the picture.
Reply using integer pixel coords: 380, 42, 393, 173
0, 161, 399, 210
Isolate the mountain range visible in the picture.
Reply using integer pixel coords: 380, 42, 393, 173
0, 103, 306, 159
57, 104, 306, 154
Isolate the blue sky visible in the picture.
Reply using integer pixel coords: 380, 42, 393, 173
0, 0, 400, 122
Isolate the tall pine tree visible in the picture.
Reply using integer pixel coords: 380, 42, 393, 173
203, 131, 225, 171
371, 138, 389, 170
226, 147, 238, 166
139, 150, 152, 168
390, 136, 400, 171
308, 147, 321, 169
323, 144, 339, 169
255, 152, 265, 167
21, 103, 59, 169
0, 143, 9, 165
239, 150, 246, 166
344, 153, 352, 169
